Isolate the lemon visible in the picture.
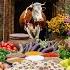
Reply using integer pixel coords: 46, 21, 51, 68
66, 66, 70, 70
60, 59, 69, 67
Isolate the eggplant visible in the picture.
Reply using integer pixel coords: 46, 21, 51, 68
23, 47, 27, 53
28, 42, 33, 51
41, 47, 54, 53
38, 47, 44, 52
25, 44, 30, 52
22, 45, 26, 53
31, 43, 40, 51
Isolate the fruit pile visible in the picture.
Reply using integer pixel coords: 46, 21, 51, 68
0, 41, 17, 52
60, 59, 70, 70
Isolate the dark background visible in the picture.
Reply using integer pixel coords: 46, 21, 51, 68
14, 0, 58, 33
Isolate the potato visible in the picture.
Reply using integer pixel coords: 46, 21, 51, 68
0, 68, 2, 70
0, 62, 4, 70
4, 63, 9, 69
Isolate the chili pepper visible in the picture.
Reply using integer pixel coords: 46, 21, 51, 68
43, 52, 59, 57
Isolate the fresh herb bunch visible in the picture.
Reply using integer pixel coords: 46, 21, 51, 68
39, 39, 48, 48
0, 49, 10, 62
57, 49, 70, 59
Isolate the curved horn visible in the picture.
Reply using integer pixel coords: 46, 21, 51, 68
26, 3, 33, 9
41, 2, 46, 5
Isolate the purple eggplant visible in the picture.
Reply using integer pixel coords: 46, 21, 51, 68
38, 47, 44, 52
28, 42, 33, 51
25, 44, 30, 52
41, 47, 54, 53
31, 43, 40, 51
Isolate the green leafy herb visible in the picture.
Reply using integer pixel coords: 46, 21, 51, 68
57, 49, 70, 59
0, 49, 10, 62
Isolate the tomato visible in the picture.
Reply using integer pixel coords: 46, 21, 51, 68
0, 41, 17, 52
7, 41, 14, 46
7, 47, 12, 51
6, 45, 11, 48
2, 47, 7, 50
3, 43, 7, 47
13, 47, 17, 51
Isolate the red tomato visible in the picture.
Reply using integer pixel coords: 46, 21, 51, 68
6, 45, 11, 48
7, 41, 14, 46
7, 47, 12, 51
0, 41, 17, 52
2, 46, 7, 50
3, 43, 8, 47
13, 47, 17, 51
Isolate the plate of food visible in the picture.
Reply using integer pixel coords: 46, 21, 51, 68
25, 55, 44, 61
